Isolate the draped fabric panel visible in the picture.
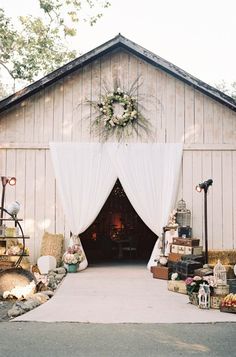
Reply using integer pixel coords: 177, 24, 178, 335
50, 143, 118, 270
106, 143, 183, 269
50, 142, 183, 271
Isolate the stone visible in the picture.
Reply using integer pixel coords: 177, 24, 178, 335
54, 273, 65, 281
54, 267, 67, 275
41, 290, 54, 298
30, 292, 49, 304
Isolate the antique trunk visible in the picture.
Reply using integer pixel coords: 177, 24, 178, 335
167, 261, 178, 273
182, 255, 205, 264
176, 260, 203, 279
172, 238, 200, 247
152, 266, 170, 280
168, 252, 183, 262
194, 267, 213, 277
214, 284, 230, 295
227, 279, 236, 293
167, 280, 187, 294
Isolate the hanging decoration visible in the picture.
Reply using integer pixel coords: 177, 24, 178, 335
88, 80, 151, 142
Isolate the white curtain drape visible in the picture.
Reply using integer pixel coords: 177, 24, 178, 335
106, 143, 183, 269
50, 143, 117, 270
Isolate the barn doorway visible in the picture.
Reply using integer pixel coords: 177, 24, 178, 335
80, 179, 157, 263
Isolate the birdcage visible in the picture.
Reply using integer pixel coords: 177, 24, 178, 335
176, 199, 191, 227
213, 259, 227, 285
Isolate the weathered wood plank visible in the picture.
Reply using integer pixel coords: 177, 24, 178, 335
53, 80, 64, 141
202, 151, 213, 249
175, 80, 185, 143
194, 91, 204, 144
203, 97, 214, 143
192, 151, 203, 242
24, 149, 36, 263
63, 75, 73, 141
184, 85, 194, 144
165, 75, 176, 143
222, 151, 233, 249
212, 151, 223, 249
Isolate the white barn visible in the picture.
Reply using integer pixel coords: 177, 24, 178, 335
0, 34, 235, 264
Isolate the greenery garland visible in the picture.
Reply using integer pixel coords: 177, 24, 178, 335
89, 85, 151, 142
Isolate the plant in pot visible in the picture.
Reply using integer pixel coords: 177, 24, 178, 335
62, 245, 84, 273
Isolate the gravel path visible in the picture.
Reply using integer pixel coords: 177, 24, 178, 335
0, 299, 15, 321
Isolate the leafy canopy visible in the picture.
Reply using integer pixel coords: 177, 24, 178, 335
0, 0, 110, 96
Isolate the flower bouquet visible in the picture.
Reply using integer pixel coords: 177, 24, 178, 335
185, 275, 216, 305
62, 245, 84, 272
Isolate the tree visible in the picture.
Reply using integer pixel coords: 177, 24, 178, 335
215, 80, 236, 101
0, 0, 110, 96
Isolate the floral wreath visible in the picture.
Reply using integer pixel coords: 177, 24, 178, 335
89, 82, 151, 142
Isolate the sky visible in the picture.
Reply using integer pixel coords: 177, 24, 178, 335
1, 0, 236, 89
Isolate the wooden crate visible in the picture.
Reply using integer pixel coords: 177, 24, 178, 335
167, 280, 187, 294
152, 266, 170, 280
210, 295, 226, 309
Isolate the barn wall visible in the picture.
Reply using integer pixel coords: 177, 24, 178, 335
0, 48, 236, 262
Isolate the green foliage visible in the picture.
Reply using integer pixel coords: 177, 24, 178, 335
215, 80, 236, 101
0, 0, 111, 96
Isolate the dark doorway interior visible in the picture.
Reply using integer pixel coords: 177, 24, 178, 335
80, 179, 158, 263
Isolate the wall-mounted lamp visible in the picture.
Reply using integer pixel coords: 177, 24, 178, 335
1, 176, 17, 224
195, 178, 213, 265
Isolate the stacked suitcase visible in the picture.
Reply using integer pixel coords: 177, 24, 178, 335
168, 237, 204, 279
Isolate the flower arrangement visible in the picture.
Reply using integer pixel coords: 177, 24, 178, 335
62, 245, 84, 265
6, 242, 29, 256
89, 82, 151, 142
185, 275, 216, 295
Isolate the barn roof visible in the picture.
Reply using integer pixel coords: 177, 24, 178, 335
0, 33, 236, 113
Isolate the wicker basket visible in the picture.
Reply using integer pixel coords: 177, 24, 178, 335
220, 306, 236, 314
188, 292, 198, 306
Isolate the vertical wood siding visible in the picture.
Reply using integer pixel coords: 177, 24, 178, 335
0, 49, 236, 262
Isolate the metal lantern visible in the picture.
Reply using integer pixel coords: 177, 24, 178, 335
213, 259, 227, 285
176, 199, 191, 227
198, 283, 211, 309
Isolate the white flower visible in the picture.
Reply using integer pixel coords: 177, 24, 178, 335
171, 273, 179, 281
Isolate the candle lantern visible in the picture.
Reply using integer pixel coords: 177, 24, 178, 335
213, 259, 227, 285
198, 283, 211, 309
176, 199, 191, 227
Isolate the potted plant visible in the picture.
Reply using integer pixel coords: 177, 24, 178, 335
62, 244, 84, 273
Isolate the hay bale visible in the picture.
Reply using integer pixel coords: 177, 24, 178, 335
208, 250, 236, 265
40, 232, 64, 267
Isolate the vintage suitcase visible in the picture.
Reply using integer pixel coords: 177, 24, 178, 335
171, 244, 203, 255
178, 226, 192, 238
167, 280, 187, 294
168, 252, 183, 262
227, 279, 236, 294
176, 260, 203, 279
182, 254, 205, 264
152, 266, 171, 280
172, 238, 200, 247
194, 267, 213, 277
167, 260, 178, 273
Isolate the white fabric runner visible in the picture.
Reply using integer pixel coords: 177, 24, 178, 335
50, 142, 183, 270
